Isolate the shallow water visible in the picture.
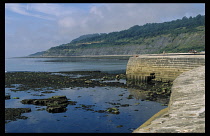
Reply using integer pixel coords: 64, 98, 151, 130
5, 85, 166, 133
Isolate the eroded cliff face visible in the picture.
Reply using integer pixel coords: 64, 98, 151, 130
30, 30, 205, 57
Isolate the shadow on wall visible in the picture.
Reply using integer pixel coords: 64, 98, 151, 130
126, 73, 155, 84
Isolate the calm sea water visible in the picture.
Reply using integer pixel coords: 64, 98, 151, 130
5, 57, 130, 73
5, 57, 166, 133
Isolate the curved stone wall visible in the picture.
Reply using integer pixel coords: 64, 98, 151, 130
133, 66, 205, 133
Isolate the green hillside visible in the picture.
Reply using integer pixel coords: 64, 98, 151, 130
29, 14, 205, 57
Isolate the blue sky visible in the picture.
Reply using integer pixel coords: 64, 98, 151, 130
5, 3, 205, 58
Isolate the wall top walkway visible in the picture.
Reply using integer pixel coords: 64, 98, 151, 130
133, 66, 205, 133
134, 53, 205, 59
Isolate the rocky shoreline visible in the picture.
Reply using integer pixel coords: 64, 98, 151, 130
5, 71, 172, 124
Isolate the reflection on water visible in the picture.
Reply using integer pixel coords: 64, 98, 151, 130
127, 88, 148, 100
5, 85, 167, 133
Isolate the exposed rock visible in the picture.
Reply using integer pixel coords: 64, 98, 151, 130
95, 110, 106, 113
127, 95, 134, 99
46, 105, 67, 113
5, 71, 128, 90
5, 95, 10, 100
51, 95, 67, 99
121, 104, 130, 107
21, 96, 76, 113
84, 80, 93, 84
106, 107, 120, 114
12, 97, 20, 99
116, 75, 120, 80
5, 108, 31, 123
116, 125, 123, 128
41, 91, 55, 93
102, 76, 108, 80
134, 103, 140, 105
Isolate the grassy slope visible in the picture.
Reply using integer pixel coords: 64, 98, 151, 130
40, 26, 204, 56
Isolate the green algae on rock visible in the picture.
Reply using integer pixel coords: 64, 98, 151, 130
21, 96, 76, 113
106, 107, 120, 114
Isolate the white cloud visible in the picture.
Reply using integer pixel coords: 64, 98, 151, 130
58, 17, 77, 28
59, 3, 204, 36
5, 3, 32, 17
5, 3, 55, 20
89, 5, 104, 18
29, 3, 78, 17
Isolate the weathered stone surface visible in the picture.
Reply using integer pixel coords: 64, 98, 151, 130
133, 66, 205, 133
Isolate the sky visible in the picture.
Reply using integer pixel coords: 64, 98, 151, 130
5, 3, 205, 58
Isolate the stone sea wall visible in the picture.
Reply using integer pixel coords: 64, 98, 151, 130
126, 53, 205, 82
133, 66, 205, 133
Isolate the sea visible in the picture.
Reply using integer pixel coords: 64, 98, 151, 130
5, 56, 167, 133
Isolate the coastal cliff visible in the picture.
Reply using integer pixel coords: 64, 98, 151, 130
41, 32, 204, 56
